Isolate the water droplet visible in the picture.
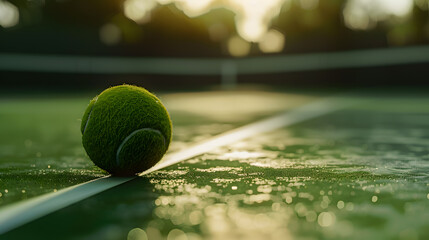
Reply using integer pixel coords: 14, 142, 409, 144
127, 228, 148, 240
345, 202, 354, 211
306, 211, 317, 222
318, 212, 336, 227
167, 229, 187, 240
320, 200, 329, 209
189, 211, 203, 225
271, 202, 281, 211
337, 201, 345, 209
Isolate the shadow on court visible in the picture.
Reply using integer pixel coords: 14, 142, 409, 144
0, 177, 157, 240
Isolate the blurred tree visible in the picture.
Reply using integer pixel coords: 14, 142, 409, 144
0, 0, 428, 57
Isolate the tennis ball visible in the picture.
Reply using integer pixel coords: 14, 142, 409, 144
81, 84, 172, 176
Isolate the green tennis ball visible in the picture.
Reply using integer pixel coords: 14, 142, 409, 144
81, 84, 172, 176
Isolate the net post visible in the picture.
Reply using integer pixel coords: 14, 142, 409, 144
221, 60, 237, 89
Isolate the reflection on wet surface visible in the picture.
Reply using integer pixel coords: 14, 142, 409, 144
141, 109, 429, 240
0, 91, 314, 206
4, 106, 429, 240
0, 98, 106, 206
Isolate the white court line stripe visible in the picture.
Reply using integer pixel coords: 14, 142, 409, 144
142, 95, 362, 174
0, 176, 134, 235
0, 95, 362, 235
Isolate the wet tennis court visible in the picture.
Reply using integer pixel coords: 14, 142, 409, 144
1, 90, 428, 240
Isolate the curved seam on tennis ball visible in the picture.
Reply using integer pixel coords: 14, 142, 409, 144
116, 128, 167, 166
83, 97, 98, 134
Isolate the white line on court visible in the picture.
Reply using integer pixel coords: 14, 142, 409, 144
0, 176, 134, 235
0, 95, 362, 235
143, 96, 362, 174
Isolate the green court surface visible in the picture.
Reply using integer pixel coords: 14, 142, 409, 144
0, 90, 317, 207
1, 90, 429, 240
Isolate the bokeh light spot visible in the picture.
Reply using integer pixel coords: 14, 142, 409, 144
0, 0, 19, 28
258, 29, 285, 53
167, 229, 188, 240
227, 35, 251, 57
318, 212, 336, 227
343, 0, 414, 30
127, 228, 148, 240
99, 23, 122, 46
124, 0, 156, 24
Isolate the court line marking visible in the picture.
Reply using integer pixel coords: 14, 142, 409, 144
0, 46, 428, 75
0, 176, 134, 235
0, 94, 362, 235
142, 96, 362, 174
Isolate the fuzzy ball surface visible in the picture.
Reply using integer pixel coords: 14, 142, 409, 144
81, 85, 172, 176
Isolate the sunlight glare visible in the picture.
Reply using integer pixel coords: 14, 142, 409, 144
161, 0, 216, 17
124, 0, 287, 43
0, 0, 19, 28
228, 0, 285, 42
227, 35, 251, 57
124, 0, 157, 24
258, 29, 285, 53
343, 0, 414, 30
